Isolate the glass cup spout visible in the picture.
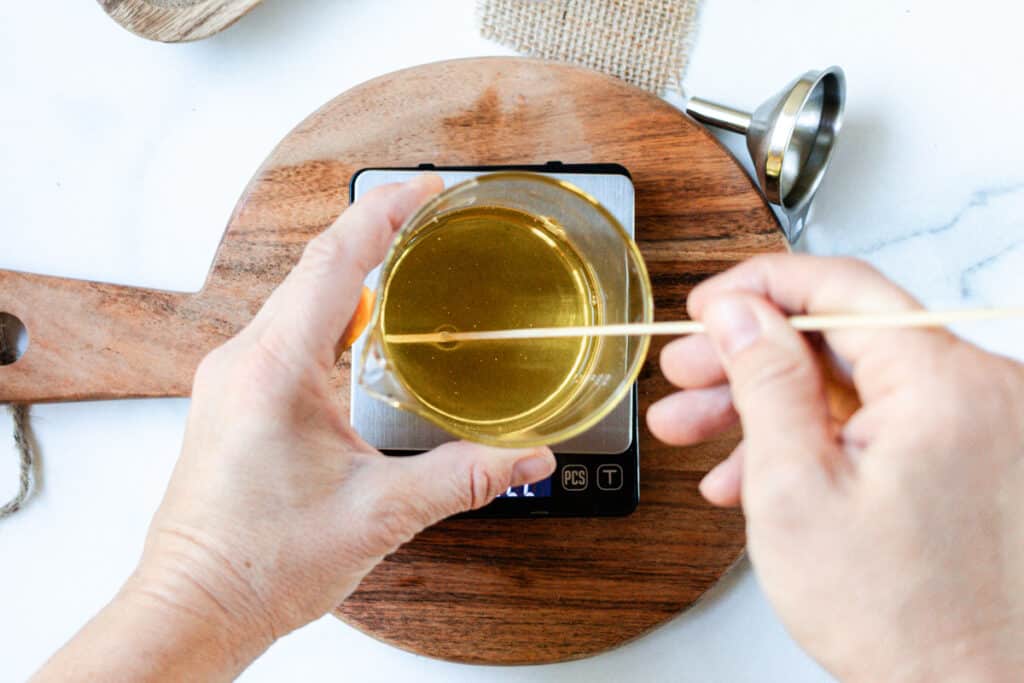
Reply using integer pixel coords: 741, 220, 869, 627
357, 325, 416, 412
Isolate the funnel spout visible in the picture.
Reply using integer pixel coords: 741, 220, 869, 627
685, 98, 752, 134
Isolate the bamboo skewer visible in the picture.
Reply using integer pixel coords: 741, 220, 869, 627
383, 308, 1024, 345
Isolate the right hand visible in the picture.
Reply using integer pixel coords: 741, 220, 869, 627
646, 255, 1024, 680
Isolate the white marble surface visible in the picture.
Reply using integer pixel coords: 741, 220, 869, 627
2, 1, 1022, 681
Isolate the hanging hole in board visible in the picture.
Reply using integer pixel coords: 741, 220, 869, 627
0, 312, 29, 365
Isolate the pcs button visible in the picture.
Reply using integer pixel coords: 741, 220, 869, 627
560, 464, 588, 492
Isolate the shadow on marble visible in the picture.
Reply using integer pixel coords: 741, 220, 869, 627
189, 0, 360, 53
801, 114, 891, 255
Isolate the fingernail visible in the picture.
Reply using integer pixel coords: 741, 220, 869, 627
511, 452, 555, 485
704, 297, 761, 357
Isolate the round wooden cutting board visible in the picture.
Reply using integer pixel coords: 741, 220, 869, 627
308, 58, 785, 664
0, 57, 785, 664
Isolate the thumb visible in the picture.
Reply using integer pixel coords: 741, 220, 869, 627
391, 442, 556, 524
701, 293, 839, 486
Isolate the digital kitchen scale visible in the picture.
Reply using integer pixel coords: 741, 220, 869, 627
349, 163, 640, 517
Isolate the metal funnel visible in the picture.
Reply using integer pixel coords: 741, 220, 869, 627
686, 67, 846, 243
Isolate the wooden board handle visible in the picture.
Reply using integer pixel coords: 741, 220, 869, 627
0, 269, 245, 403
100, 0, 264, 43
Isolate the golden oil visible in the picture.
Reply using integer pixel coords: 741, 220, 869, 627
380, 205, 600, 436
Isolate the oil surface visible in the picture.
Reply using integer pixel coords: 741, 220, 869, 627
381, 205, 599, 434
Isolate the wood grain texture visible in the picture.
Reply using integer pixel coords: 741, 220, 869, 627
97, 0, 262, 42
0, 58, 785, 663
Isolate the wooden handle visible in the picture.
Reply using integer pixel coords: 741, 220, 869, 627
0, 270, 245, 403
100, 0, 264, 43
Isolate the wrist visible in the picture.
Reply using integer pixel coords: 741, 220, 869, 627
32, 562, 275, 683
125, 530, 280, 672
113, 566, 274, 678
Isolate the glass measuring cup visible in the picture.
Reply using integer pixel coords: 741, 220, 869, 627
358, 172, 653, 447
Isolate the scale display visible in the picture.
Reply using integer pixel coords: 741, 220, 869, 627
350, 163, 641, 518
500, 478, 553, 498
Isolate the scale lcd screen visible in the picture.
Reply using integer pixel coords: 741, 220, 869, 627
499, 477, 552, 498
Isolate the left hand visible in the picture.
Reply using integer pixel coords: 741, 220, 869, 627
126, 176, 554, 662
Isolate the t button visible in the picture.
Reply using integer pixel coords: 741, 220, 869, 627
596, 464, 623, 491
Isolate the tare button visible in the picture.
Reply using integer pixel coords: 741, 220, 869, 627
596, 464, 623, 491
560, 464, 588, 492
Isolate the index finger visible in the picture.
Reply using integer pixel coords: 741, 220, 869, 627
687, 254, 952, 401
248, 174, 444, 369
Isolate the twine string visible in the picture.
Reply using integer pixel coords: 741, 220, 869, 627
0, 318, 33, 518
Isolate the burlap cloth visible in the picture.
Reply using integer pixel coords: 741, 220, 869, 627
478, 0, 701, 94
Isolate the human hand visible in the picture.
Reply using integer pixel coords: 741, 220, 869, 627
647, 255, 1024, 681
150, 173, 555, 628
37, 176, 555, 680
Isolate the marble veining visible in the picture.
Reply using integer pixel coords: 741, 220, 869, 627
851, 182, 1024, 258
959, 239, 1024, 299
